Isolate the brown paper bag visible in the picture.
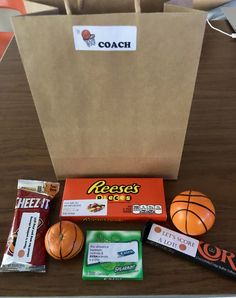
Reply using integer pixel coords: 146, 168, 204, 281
12, 0, 206, 179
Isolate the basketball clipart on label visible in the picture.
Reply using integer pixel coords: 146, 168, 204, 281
45, 221, 84, 260
170, 190, 216, 236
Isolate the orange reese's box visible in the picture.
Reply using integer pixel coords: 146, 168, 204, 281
60, 178, 167, 222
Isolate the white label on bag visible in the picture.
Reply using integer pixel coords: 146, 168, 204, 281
87, 241, 139, 265
73, 26, 137, 51
13, 212, 40, 263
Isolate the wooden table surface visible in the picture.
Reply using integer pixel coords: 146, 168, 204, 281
0, 22, 236, 296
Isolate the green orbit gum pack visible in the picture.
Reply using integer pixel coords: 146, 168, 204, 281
82, 230, 143, 280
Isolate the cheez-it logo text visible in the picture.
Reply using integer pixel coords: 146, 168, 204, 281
16, 197, 50, 210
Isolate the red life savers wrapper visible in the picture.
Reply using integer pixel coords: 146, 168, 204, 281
1, 179, 60, 272
143, 222, 236, 279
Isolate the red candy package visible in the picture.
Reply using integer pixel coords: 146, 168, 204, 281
1, 179, 59, 272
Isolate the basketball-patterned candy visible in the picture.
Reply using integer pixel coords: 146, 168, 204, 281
45, 221, 84, 260
170, 190, 216, 236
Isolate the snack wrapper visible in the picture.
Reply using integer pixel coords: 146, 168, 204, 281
1, 179, 59, 272
143, 222, 236, 279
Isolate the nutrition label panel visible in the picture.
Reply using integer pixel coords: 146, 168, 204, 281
132, 204, 162, 214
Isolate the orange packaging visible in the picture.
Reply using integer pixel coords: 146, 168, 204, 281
60, 178, 167, 222
0, 0, 26, 61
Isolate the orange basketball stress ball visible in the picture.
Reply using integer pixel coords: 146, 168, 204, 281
170, 190, 216, 236
45, 221, 84, 260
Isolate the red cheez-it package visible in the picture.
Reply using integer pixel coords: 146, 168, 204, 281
1, 180, 59, 272
60, 178, 167, 222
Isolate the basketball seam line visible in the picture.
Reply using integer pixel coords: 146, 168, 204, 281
171, 209, 208, 233
187, 209, 208, 233
64, 242, 83, 260
62, 225, 78, 259
177, 194, 209, 198
46, 232, 61, 260
171, 201, 215, 216
48, 246, 61, 259
185, 190, 191, 235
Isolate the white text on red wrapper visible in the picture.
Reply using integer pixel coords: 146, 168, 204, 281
15, 197, 50, 209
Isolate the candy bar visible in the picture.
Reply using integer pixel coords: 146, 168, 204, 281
143, 222, 236, 279
60, 178, 167, 222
